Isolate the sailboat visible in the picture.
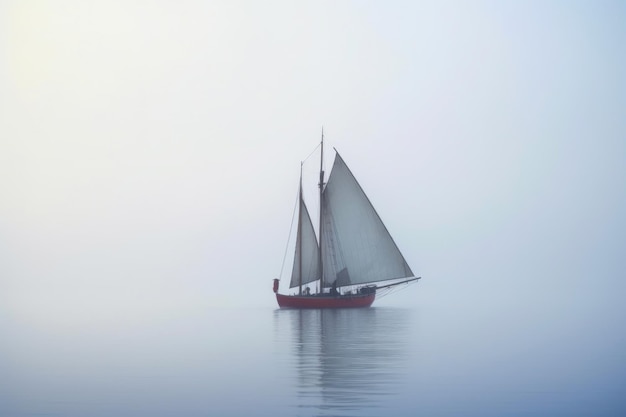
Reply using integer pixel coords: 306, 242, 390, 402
273, 133, 420, 308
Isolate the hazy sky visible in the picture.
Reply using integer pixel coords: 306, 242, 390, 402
1, 1, 625, 324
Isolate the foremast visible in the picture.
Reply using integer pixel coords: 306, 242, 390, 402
298, 162, 304, 295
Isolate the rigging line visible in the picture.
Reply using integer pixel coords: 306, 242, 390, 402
302, 142, 321, 165
278, 187, 300, 281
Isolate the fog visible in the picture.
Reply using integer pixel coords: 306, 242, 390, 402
1, 0, 624, 352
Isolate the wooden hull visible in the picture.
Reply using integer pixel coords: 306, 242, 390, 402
276, 292, 376, 309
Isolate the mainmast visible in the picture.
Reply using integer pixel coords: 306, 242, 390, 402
318, 129, 324, 293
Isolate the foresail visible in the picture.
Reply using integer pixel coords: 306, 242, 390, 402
321, 153, 413, 287
290, 199, 321, 288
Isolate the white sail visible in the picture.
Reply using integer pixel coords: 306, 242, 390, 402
321, 153, 413, 288
290, 195, 321, 289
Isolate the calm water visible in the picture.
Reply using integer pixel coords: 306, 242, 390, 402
1, 302, 624, 416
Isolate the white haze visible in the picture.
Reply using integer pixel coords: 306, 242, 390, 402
1, 0, 625, 344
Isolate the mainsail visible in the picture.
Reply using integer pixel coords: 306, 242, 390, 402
321, 153, 413, 288
289, 189, 321, 289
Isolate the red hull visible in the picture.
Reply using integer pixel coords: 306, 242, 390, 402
276, 292, 376, 309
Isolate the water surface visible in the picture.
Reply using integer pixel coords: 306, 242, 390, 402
1, 301, 623, 416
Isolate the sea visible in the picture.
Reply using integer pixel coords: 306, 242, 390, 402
1, 299, 624, 417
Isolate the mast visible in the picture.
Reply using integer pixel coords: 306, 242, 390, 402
318, 129, 324, 294
298, 162, 303, 296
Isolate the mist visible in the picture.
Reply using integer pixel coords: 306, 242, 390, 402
1, 3, 624, 407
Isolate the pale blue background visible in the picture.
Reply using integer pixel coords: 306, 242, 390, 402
1, 1, 624, 415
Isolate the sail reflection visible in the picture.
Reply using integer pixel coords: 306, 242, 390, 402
276, 308, 413, 416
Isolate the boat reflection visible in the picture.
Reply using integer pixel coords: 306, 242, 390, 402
275, 308, 413, 416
